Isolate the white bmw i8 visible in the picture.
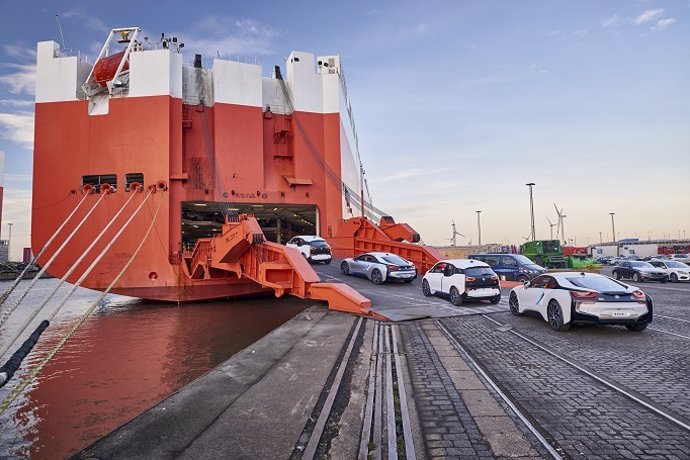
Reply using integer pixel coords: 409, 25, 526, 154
508, 272, 652, 332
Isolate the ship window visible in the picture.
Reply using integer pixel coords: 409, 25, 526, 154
293, 57, 300, 62
82, 174, 117, 193
125, 173, 144, 192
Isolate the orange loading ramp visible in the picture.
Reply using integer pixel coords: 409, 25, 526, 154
185, 214, 441, 318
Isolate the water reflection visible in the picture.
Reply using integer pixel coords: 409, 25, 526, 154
0, 282, 310, 459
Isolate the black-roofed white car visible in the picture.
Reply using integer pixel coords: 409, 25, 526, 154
286, 236, 332, 264
340, 252, 417, 284
422, 259, 501, 306
508, 272, 652, 332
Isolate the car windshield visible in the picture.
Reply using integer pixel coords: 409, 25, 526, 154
566, 276, 627, 292
629, 261, 653, 268
512, 255, 534, 265
465, 267, 495, 276
667, 261, 688, 268
382, 256, 409, 265
309, 240, 329, 248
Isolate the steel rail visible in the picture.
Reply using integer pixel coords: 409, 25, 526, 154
302, 317, 363, 460
648, 327, 690, 340
391, 325, 416, 460
436, 321, 563, 460
358, 322, 379, 460
383, 326, 397, 459
655, 314, 690, 324
373, 322, 383, 460
480, 314, 690, 432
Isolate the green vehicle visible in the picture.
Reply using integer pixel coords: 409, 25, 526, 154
520, 240, 566, 269
566, 254, 602, 271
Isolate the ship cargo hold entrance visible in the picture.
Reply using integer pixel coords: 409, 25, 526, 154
181, 201, 318, 250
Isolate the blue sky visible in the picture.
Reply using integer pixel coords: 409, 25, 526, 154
1, 1, 688, 257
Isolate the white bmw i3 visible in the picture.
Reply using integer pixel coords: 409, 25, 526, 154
508, 272, 652, 332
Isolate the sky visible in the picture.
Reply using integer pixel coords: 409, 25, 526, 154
0, 0, 689, 258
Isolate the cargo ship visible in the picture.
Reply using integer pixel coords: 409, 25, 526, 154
32, 27, 440, 313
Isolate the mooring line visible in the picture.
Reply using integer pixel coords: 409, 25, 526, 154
0, 195, 163, 418
0, 189, 152, 361
0, 192, 91, 307
0, 192, 107, 332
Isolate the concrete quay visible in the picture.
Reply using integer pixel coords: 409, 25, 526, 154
80, 303, 548, 459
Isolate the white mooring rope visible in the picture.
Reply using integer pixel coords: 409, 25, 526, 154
0, 189, 153, 361
0, 194, 163, 418
0, 193, 91, 307
0, 193, 108, 332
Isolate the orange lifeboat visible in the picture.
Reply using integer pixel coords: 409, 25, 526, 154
93, 50, 129, 87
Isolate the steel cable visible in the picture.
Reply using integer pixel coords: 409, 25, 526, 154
0, 194, 163, 418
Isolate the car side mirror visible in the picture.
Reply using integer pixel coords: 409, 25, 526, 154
523, 281, 530, 287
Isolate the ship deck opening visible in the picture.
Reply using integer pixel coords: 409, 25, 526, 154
181, 201, 318, 249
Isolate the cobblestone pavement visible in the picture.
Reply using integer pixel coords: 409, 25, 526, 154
441, 313, 690, 459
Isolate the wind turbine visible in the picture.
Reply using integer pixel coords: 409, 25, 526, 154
450, 220, 465, 247
546, 217, 557, 240
553, 203, 566, 244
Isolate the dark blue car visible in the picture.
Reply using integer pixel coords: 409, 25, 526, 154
468, 254, 546, 282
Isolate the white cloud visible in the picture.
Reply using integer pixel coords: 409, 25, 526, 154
180, 16, 280, 57
376, 168, 446, 183
0, 111, 34, 149
571, 29, 588, 36
59, 9, 109, 33
653, 18, 676, 30
3, 44, 36, 60
414, 23, 429, 33
601, 14, 620, 28
0, 63, 36, 95
634, 9, 664, 25
0, 99, 33, 108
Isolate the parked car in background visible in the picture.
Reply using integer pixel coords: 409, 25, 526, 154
508, 272, 652, 332
648, 260, 690, 283
422, 259, 500, 305
286, 236, 332, 264
469, 253, 546, 282
341, 252, 417, 284
612, 261, 668, 283
595, 256, 614, 265
668, 253, 690, 264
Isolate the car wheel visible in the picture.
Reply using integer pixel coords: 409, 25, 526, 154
633, 272, 642, 283
324, 258, 332, 265
449, 286, 463, 306
341, 262, 349, 275
613, 271, 621, 280
490, 294, 501, 304
626, 323, 648, 332
547, 300, 570, 331
509, 292, 522, 316
422, 279, 432, 297
516, 275, 529, 283
670, 273, 678, 283
371, 269, 384, 285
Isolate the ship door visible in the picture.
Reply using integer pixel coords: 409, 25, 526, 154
181, 201, 318, 249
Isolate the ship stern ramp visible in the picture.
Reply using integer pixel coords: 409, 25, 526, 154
186, 215, 373, 316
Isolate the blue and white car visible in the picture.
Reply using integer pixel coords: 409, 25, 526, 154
508, 272, 652, 332
340, 252, 417, 284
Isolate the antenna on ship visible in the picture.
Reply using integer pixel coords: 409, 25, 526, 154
55, 14, 66, 50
